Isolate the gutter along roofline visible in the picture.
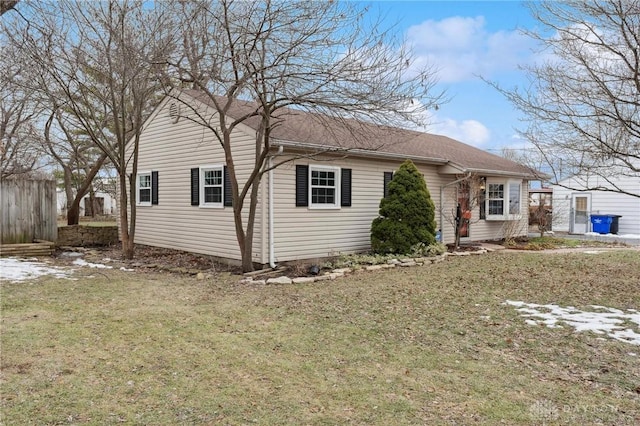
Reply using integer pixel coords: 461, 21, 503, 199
271, 139, 448, 165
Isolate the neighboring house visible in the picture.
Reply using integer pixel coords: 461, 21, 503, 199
552, 175, 640, 235
528, 187, 553, 229
529, 187, 553, 208
127, 90, 536, 266
57, 188, 117, 217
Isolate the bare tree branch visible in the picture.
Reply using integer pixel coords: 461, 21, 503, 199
488, 0, 639, 197
160, 0, 445, 271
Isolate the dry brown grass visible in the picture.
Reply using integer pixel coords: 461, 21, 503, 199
2, 250, 639, 424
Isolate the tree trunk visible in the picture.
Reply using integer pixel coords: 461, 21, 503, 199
67, 202, 80, 225
119, 170, 133, 259
239, 176, 262, 272
123, 135, 141, 261
67, 153, 107, 225
63, 167, 74, 221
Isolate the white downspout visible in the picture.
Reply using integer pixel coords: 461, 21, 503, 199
268, 146, 284, 268
440, 172, 472, 244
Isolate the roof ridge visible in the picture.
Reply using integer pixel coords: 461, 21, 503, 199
179, 89, 536, 178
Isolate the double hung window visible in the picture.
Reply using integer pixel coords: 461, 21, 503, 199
485, 179, 522, 220
137, 172, 152, 206
200, 166, 223, 208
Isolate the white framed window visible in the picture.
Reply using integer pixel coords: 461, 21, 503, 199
137, 172, 152, 206
200, 165, 223, 208
485, 179, 522, 220
487, 183, 504, 216
508, 181, 521, 214
309, 165, 340, 209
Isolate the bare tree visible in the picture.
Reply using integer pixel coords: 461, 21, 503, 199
43, 106, 108, 224
164, 0, 444, 272
440, 174, 486, 250
5, 0, 173, 258
492, 0, 639, 197
0, 39, 44, 179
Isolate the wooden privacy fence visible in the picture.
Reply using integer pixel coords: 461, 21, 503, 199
1, 179, 57, 244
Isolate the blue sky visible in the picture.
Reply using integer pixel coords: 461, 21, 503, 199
370, 1, 540, 152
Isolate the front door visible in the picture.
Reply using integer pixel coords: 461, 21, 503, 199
457, 182, 470, 238
570, 193, 591, 234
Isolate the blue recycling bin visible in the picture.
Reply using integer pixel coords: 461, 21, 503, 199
590, 214, 622, 234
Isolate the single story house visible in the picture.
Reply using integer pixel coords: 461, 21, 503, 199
127, 90, 536, 266
552, 175, 640, 235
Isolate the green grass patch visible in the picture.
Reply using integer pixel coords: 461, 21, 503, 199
2, 251, 639, 424
514, 236, 624, 251
526, 236, 583, 249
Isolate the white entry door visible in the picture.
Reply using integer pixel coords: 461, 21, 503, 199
570, 193, 591, 234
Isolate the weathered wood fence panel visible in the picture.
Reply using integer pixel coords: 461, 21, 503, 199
1, 179, 57, 244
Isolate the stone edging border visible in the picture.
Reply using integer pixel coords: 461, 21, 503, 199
239, 247, 498, 285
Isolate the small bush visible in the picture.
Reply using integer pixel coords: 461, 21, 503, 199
410, 242, 447, 257
371, 160, 437, 254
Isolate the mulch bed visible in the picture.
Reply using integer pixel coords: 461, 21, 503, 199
54, 244, 243, 275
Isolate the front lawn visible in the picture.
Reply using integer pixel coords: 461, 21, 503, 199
1, 250, 639, 424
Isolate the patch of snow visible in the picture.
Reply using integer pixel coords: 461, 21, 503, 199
0, 257, 73, 283
119, 267, 134, 272
585, 232, 640, 239
505, 300, 640, 345
60, 251, 84, 258
582, 250, 603, 254
72, 258, 113, 269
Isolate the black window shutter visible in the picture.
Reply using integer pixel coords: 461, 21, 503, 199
151, 171, 159, 205
224, 166, 232, 207
190, 168, 199, 206
383, 172, 394, 198
296, 165, 309, 207
341, 168, 352, 207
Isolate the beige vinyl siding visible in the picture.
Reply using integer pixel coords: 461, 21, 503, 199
126, 97, 265, 264
124, 94, 533, 265
270, 155, 449, 262
466, 179, 529, 242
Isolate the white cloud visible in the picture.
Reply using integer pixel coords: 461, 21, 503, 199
403, 99, 491, 148
430, 117, 491, 147
409, 99, 491, 147
406, 15, 536, 83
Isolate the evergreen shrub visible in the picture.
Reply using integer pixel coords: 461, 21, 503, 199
370, 160, 437, 254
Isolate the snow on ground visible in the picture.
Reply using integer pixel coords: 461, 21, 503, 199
584, 232, 640, 239
0, 257, 74, 283
506, 300, 640, 346
1, 253, 133, 283
72, 258, 113, 269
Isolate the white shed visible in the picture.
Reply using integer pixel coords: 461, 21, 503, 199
552, 175, 640, 235
56, 189, 117, 217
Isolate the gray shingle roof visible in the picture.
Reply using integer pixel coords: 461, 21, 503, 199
181, 89, 535, 178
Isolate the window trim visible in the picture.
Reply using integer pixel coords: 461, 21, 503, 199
136, 171, 152, 206
308, 164, 341, 209
199, 164, 224, 209
508, 180, 522, 216
485, 178, 523, 221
